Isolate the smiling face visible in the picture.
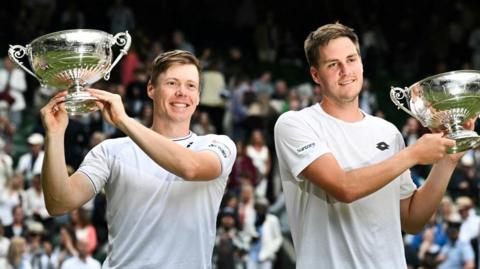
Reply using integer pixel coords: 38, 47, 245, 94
148, 63, 200, 124
309, 37, 363, 105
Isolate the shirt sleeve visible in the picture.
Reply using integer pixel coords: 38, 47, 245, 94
274, 112, 330, 181
394, 131, 417, 199
196, 134, 237, 178
77, 142, 111, 194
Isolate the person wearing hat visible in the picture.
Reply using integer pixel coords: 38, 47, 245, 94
16, 133, 44, 188
437, 216, 475, 269
27, 221, 49, 268
455, 196, 480, 243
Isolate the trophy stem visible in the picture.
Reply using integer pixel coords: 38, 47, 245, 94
64, 83, 98, 116
445, 123, 480, 153
446, 122, 463, 134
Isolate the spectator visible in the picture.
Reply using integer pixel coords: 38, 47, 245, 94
126, 67, 149, 116
60, 238, 101, 269
120, 47, 142, 88
6, 236, 31, 269
246, 130, 271, 198
135, 102, 153, 128
199, 58, 227, 134
192, 111, 216, 135
230, 75, 252, 142
16, 133, 44, 188
358, 78, 377, 115
0, 176, 26, 228
238, 184, 256, 235
246, 197, 282, 269
437, 219, 475, 269
456, 196, 480, 243
0, 221, 10, 260
172, 30, 195, 54
214, 208, 249, 269
4, 205, 27, 239
0, 112, 15, 155
228, 140, 258, 194
70, 208, 97, 256
252, 71, 274, 98
0, 57, 27, 129
0, 137, 13, 192
27, 221, 48, 269
53, 225, 78, 268
24, 174, 52, 231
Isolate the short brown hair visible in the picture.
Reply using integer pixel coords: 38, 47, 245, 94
150, 50, 201, 85
304, 22, 360, 67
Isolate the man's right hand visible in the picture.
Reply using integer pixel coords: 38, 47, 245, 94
409, 133, 456, 165
39, 91, 69, 135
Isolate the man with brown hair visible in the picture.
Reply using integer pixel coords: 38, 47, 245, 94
274, 22, 473, 268
40, 50, 236, 269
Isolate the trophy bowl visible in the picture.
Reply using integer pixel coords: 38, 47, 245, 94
391, 70, 480, 153
8, 29, 131, 116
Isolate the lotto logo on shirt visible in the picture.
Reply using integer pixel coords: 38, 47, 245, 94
208, 140, 232, 158
296, 142, 316, 153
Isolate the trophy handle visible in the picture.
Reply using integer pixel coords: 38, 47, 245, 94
390, 86, 427, 126
8, 45, 43, 84
104, 31, 132, 80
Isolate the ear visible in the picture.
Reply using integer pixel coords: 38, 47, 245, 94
147, 80, 154, 99
310, 66, 321, 85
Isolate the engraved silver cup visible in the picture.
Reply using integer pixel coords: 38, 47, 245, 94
8, 29, 131, 115
391, 70, 480, 153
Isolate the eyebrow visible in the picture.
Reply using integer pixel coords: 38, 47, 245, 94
322, 53, 359, 64
165, 77, 199, 85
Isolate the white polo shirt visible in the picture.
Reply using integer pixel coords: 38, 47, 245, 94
78, 132, 236, 269
274, 104, 416, 269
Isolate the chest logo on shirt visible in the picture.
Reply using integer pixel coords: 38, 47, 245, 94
296, 142, 315, 153
376, 142, 390, 151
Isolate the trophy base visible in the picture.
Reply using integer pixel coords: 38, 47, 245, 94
446, 130, 480, 154
65, 91, 98, 116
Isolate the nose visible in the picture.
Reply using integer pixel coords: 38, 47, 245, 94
339, 62, 350, 76
175, 85, 187, 96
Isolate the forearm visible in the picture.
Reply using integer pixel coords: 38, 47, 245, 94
341, 148, 417, 202
402, 157, 457, 232
118, 117, 208, 180
41, 133, 73, 214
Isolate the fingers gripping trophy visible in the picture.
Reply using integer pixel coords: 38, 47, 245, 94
8, 29, 131, 115
391, 70, 480, 153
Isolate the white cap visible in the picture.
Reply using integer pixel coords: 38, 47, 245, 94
27, 133, 44, 145
28, 221, 45, 234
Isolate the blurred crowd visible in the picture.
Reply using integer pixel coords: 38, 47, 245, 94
0, 0, 480, 268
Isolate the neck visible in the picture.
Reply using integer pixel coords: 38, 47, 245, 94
151, 118, 191, 139
320, 98, 364, 122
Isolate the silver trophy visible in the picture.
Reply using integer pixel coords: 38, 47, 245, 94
391, 70, 480, 153
8, 29, 131, 115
